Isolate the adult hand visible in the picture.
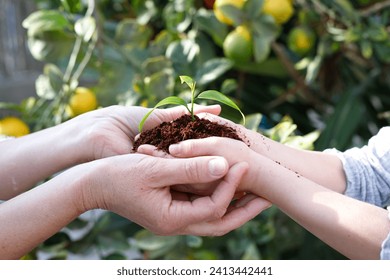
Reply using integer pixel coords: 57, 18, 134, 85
0, 152, 267, 259
0, 105, 221, 200
81, 153, 269, 236
70, 105, 222, 161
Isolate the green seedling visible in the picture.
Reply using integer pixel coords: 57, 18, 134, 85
138, 75, 245, 132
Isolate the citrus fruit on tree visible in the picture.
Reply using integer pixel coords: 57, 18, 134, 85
213, 0, 246, 25
287, 26, 316, 56
0, 116, 30, 137
262, 0, 294, 25
223, 25, 253, 62
68, 87, 98, 116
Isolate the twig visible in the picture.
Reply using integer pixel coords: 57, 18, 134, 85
271, 42, 319, 107
266, 84, 300, 110
360, 0, 390, 17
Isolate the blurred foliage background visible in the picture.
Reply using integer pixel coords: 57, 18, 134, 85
1, 0, 390, 259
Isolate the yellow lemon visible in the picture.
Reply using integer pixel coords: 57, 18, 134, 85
214, 0, 246, 25
68, 87, 98, 116
262, 0, 294, 25
0, 116, 30, 137
223, 25, 253, 62
288, 26, 316, 55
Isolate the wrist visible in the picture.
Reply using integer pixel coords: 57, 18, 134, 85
66, 161, 104, 214
59, 116, 96, 164
242, 153, 277, 198
237, 151, 264, 195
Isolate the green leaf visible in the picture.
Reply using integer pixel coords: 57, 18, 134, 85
267, 120, 297, 143
134, 229, 180, 251
186, 235, 203, 248
0, 102, 21, 111
74, 16, 96, 42
334, 0, 359, 23
197, 90, 245, 124
315, 91, 364, 150
27, 30, 74, 62
135, 0, 158, 25
244, 113, 262, 131
115, 19, 153, 48
144, 70, 175, 101
154, 96, 189, 110
243, 0, 264, 20
221, 79, 238, 94
66, 218, 89, 230
367, 25, 388, 42
219, 5, 245, 26
142, 56, 173, 77
179, 75, 196, 92
195, 58, 233, 86
192, 250, 218, 260
195, 9, 228, 47
149, 30, 176, 56
43, 64, 64, 93
34, 64, 64, 100
360, 40, 373, 59
22, 10, 70, 37
97, 231, 130, 251
374, 42, 390, 63
35, 74, 56, 100
166, 39, 198, 75
60, 0, 82, 13
251, 15, 279, 62
305, 55, 323, 85
163, 4, 193, 33
138, 96, 188, 132
253, 36, 272, 63
242, 242, 261, 260
315, 70, 380, 150
284, 131, 321, 150
252, 14, 280, 41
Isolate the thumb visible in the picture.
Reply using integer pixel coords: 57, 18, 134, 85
148, 156, 229, 187
154, 105, 221, 123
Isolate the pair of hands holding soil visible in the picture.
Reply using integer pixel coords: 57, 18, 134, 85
130, 105, 390, 260
133, 105, 273, 236
5, 103, 385, 260
0, 104, 270, 259
128, 104, 272, 236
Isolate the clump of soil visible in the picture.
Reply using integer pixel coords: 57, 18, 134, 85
133, 114, 243, 153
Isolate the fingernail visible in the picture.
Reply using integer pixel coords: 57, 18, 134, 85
208, 158, 227, 176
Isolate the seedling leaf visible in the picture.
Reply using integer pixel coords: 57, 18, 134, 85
197, 90, 246, 124
138, 96, 189, 132
179, 75, 196, 93
139, 75, 245, 132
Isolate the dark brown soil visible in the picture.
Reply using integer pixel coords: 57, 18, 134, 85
133, 114, 243, 153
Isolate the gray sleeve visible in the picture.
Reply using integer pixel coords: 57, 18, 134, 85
380, 207, 390, 260
325, 127, 390, 259
381, 235, 390, 259
325, 127, 390, 207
